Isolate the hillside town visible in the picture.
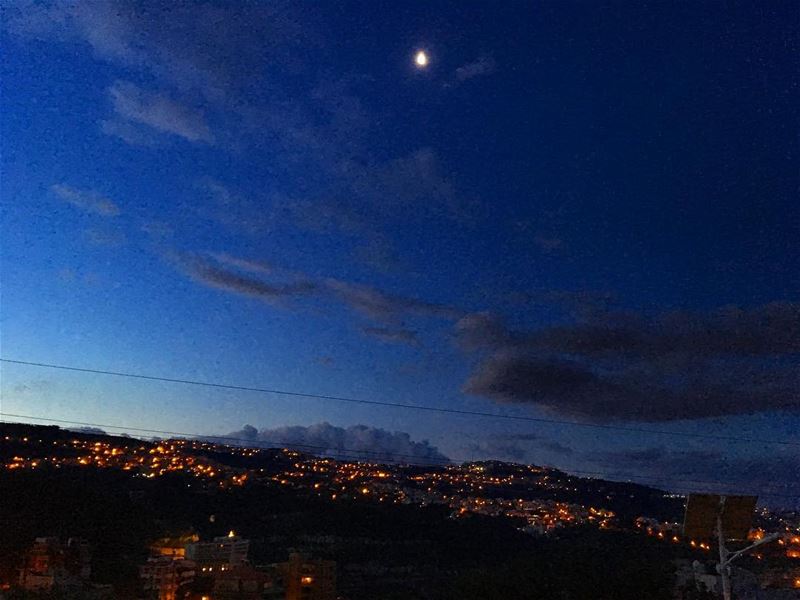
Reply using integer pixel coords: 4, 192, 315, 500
2, 424, 799, 598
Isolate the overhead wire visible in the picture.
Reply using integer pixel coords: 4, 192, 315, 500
2, 358, 798, 447
2, 413, 797, 500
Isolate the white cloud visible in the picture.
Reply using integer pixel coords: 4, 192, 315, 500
109, 81, 214, 143
454, 56, 497, 83
220, 422, 449, 463
100, 118, 157, 146
51, 184, 120, 216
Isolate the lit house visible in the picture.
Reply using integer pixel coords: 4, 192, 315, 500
18, 537, 91, 592
149, 534, 199, 559
139, 556, 196, 600
279, 553, 336, 600
212, 564, 275, 599
185, 531, 250, 570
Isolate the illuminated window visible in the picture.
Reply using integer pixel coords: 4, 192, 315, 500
301, 576, 314, 585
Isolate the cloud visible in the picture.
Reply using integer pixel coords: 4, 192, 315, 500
506, 433, 541, 441
140, 221, 173, 240
536, 303, 800, 358
283, 198, 408, 273
9, 2, 481, 269
594, 447, 800, 501
221, 422, 449, 463
100, 118, 158, 146
175, 250, 799, 423
176, 254, 317, 305
455, 55, 497, 82
284, 198, 369, 235
465, 439, 527, 462
5, 1, 312, 102
464, 432, 575, 462
460, 302, 800, 421
68, 426, 107, 435
538, 440, 574, 456
352, 238, 406, 273
51, 184, 120, 216
196, 179, 276, 234
351, 147, 475, 223
508, 433, 576, 457
209, 253, 274, 277
361, 326, 420, 347
275, 146, 478, 269
8, 1, 479, 263
109, 81, 214, 143
173, 252, 461, 328
465, 351, 635, 410
454, 313, 515, 351
505, 289, 617, 320
326, 278, 462, 324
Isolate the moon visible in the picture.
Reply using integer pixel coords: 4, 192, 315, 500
414, 50, 429, 68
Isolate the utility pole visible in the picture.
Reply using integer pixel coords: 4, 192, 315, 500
716, 498, 732, 600
714, 496, 778, 600
684, 494, 779, 600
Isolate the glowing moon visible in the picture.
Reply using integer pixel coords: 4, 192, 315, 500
415, 50, 429, 68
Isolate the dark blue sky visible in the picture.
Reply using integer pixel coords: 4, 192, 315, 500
1, 1, 798, 501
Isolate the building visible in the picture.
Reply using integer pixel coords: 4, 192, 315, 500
185, 532, 249, 569
139, 556, 196, 600
18, 537, 91, 592
278, 553, 336, 600
150, 534, 200, 560
212, 565, 276, 599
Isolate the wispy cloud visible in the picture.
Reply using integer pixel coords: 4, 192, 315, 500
455, 55, 497, 83
326, 278, 462, 323
172, 251, 462, 333
196, 179, 274, 234
51, 184, 120, 216
175, 251, 800, 422
351, 147, 475, 223
9, 3, 483, 275
209, 253, 274, 276
465, 438, 527, 462
462, 432, 574, 463
109, 81, 214, 143
8, 1, 479, 240
538, 440, 574, 456
176, 254, 317, 305
100, 118, 158, 146
5, 1, 313, 103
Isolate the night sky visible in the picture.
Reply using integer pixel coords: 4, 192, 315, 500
1, 1, 798, 503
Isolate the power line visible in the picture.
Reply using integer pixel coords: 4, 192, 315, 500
0, 413, 451, 466
2, 413, 797, 500
2, 357, 799, 447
